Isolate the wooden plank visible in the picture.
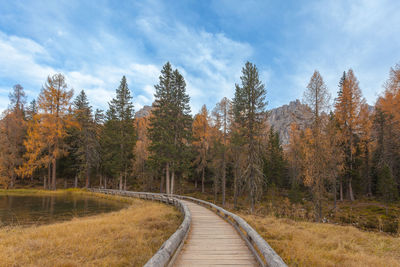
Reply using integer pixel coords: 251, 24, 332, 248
173, 200, 257, 267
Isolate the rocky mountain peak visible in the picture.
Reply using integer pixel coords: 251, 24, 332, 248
135, 105, 153, 118
267, 99, 313, 145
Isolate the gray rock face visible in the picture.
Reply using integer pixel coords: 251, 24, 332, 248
135, 101, 313, 145
267, 99, 313, 145
135, 105, 153, 118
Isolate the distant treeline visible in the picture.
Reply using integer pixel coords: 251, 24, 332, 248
0, 61, 399, 220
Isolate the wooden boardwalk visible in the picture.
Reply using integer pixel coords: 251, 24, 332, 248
174, 200, 258, 267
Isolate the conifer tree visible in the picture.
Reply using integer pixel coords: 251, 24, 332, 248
263, 127, 287, 189
72, 90, 98, 188
149, 62, 191, 194
193, 105, 211, 194
212, 97, 232, 206
334, 69, 364, 201
0, 85, 27, 188
233, 61, 267, 212
103, 76, 135, 190
20, 74, 74, 190
302, 70, 331, 220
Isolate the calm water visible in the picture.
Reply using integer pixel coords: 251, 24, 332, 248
0, 193, 126, 227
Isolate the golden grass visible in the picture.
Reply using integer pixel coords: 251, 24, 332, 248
0, 188, 84, 195
0, 193, 181, 266
241, 213, 400, 267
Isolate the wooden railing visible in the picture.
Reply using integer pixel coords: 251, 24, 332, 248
88, 189, 191, 267
171, 195, 287, 267
89, 189, 286, 267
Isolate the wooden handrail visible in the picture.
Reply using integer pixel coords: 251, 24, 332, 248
170, 195, 287, 267
88, 189, 191, 267
89, 189, 286, 267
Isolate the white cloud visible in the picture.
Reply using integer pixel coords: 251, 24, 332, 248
136, 15, 253, 113
0, 30, 162, 112
281, 0, 400, 107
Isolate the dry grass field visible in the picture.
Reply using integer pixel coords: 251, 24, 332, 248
0, 192, 181, 266
241, 213, 400, 267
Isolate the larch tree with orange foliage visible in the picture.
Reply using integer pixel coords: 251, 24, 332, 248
19, 74, 74, 190
334, 69, 365, 201
302, 70, 331, 221
134, 116, 151, 190
193, 105, 211, 193
374, 64, 400, 199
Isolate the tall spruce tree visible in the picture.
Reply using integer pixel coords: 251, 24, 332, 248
103, 76, 135, 190
72, 90, 98, 188
233, 61, 267, 212
148, 62, 192, 194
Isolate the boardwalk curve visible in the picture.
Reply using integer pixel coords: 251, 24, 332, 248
89, 189, 287, 267
174, 200, 257, 266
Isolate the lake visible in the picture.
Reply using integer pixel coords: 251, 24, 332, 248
0, 192, 126, 227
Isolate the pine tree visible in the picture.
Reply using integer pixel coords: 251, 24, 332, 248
232, 61, 267, 212
148, 62, 192, 194
26, 100, 37, 121
103, 76, 135, 190
377, 163, 398, 202
72, 90, 98, 188
263, 127, 287, 189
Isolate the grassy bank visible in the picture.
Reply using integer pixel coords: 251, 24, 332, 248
0, 188, 84, 195
241, 214, 400, 267
0, 192, 182, 266
181, 190, 400, 266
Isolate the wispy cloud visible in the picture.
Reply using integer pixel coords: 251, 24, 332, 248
0, 0, 399, 114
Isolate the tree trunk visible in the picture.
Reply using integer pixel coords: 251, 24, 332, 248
119, 173, 123, 191
222, 156, 226, 207
234, 167, 238, 209
43, 176, 46, 189
348, 181, 355, 201
85, 169, 90, 188
51, 158, 56, 190
171, 170, 175, 195
195, 177, 197, 189
124, 170, 127, 191
64, 179, 67, 189
201, 167, 205, 193
74, 175, 78, 188
166, 162, 170, 195
333, 180, 337, 210
10, 173, 15, 189
160, 172, 165, 193
99, 173, 102, 188
48, 162, 51, 190
339, 177, 343, 201
214, 174, 218, 203
104, 177, 107, 189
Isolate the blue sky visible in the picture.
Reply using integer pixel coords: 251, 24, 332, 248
1, 0, 399, 114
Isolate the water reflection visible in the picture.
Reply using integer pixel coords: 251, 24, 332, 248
0, 193, 126, 227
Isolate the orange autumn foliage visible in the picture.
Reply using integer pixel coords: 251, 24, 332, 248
19, 74, 74, 189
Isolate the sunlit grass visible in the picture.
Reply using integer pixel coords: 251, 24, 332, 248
241, 213, 400, 267
0, 192, 182, 266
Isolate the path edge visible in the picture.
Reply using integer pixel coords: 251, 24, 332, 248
88, 189, 191, 267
